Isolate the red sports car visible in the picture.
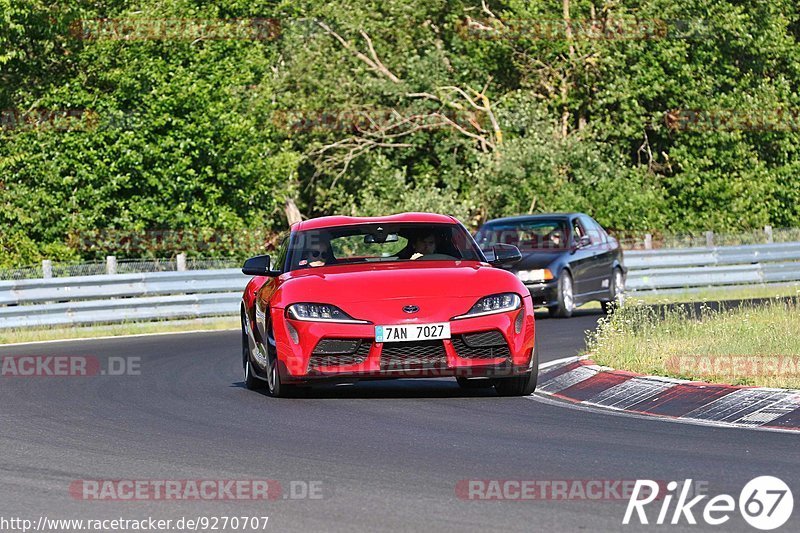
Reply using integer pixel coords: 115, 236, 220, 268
240, 213, 537, 397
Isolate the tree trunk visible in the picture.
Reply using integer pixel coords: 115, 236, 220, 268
284, 198, 303, 225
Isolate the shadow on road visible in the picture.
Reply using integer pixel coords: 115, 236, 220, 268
230, 378, 521, 399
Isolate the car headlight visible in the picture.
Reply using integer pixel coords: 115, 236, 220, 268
286, 303, 369, 324
516, 269, 554, 283
452, 293, 522, 320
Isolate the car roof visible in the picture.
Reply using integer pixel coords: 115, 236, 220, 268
481, 213, 584, 226
293, 212, 457, 232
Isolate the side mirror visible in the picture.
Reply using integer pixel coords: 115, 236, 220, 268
489, 244, 522, 266
573, 235, 592, 250
242, 255, 280, 276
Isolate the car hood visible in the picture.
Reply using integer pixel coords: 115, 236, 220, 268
274, 261, 525, 323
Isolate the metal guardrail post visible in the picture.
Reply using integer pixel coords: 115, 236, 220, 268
644, 234, 652, 250
42, 260, 53, 279
177, 253, 187, 272
705, 231, 714, 247
106, 256, 117, 275
765, 225, 773, 243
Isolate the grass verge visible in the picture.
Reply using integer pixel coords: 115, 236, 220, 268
0, 316, 239, 345
629, 283, 800, 305
588, 298, 800, 389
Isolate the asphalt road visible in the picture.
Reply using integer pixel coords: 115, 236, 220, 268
1, 309, 798, 532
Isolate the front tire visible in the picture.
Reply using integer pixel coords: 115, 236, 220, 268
493, 346, 539, 396
265, 326, 294, 398
548, 271, 574, 318
242, 315, 265, 391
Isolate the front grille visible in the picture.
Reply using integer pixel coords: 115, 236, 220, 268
309, 338, 371, 368
452, 331, 511, 359
380, 340, 447, 369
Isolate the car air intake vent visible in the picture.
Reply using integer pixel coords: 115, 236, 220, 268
381, 340, 447, 369
309, 338, 371, 368
313, 339, 361, 355
462, 330, 506, 348
453, 331, 510, 359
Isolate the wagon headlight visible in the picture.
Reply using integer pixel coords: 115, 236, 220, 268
286, 303, 369, 324
452, 293, 522, 320
516, 269, 554, 283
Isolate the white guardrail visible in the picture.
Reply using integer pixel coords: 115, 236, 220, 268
0, 270, 248, 329
1, 242, 800, 329
625, 242, 800, 292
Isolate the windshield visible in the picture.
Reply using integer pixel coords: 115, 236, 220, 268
287, 223, 483, 270
475, 219, 570, 251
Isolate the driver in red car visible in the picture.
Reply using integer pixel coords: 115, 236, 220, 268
299, 236, 333, 267
410, 232, 437, 260
398, 230, 438, 260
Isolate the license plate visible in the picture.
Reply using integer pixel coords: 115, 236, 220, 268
375, 323, 451, 343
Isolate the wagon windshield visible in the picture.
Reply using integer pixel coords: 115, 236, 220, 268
287, 223, 483, 270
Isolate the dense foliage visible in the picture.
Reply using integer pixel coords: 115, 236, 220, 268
2, 0, 799, 266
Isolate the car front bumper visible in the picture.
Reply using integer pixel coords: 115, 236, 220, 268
269, 301, 536, 384
523, 280, 560, 307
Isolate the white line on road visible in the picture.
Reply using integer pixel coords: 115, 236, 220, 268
538, 354, 588, 370
0, 328, 239, 347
